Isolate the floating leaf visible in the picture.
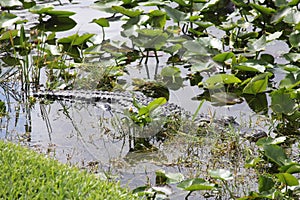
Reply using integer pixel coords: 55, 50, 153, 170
29, 5, 54, 15
283, 8, 300, 24
209, 169, 233, 181
162, 44, 182, 54
235, 60, 269, 73
271, 7, 290, 24
147, 10, 166, 29
270, 87, 297, 114
34, 17, 76, 32
204, 74, 241, 90
279, 72, 300, 88
266, 31, 282, 41
0, 12, 19, 28
163, 5, 186, 23
155, 170, 184, 185
213, 52, 235, 63
58, 33, 94, 46
132, 29, 168, 50
243, 73, 271, 95
92, 18, 110, 27
0, 0, 22, 8
177, 178, 215, 191
247, 35, 266, 52
112, 6, 143, 17
44, 10, 75, 17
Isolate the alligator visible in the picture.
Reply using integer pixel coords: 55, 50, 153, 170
33, 90, 267, 140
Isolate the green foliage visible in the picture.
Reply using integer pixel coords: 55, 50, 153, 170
129, 97, 167, 127
177, 178, 215, 191
243, 140, 300, 199
0, 140, 137, 199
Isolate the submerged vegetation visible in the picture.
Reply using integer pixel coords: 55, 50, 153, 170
0, 0, 299, 199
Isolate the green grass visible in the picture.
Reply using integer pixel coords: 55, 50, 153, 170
0, 140, 137, 199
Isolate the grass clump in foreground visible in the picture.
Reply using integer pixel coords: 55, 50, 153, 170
0, 140, 137, 199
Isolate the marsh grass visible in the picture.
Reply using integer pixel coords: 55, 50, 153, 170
0, 140, 137, 199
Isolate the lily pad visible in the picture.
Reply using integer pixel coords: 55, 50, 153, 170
204, 74, 241, 90
270, 87, 297, 114
0, 0, 22, 8
112, 5, 143, 18
177, 178, 215, 191
243, 73, 272, 95
208, 169, 233, 181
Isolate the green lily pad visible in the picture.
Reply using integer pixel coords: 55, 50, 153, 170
163, 5, 186, 23
213, 52, 235, 63
132, 29, 168, 50
0, 12, 19, 28
270, 87, 297, 114
177, 178, 215, 191
29, 5, 75, 17
112, 5, 143, 17
243, 73, 271, 95
44, 10, 76, 18
235, 60, 269, 73
0, 0, 22, 8
155, 170, 184, 185
58, 33, 95, 46
247, 35, 267, 52
209, 169, 233, 181
204, 74, 241, 90
91, 18, 110, 27
34, 17, 76, 32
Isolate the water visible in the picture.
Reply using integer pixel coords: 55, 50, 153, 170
1, 1, 295, 199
